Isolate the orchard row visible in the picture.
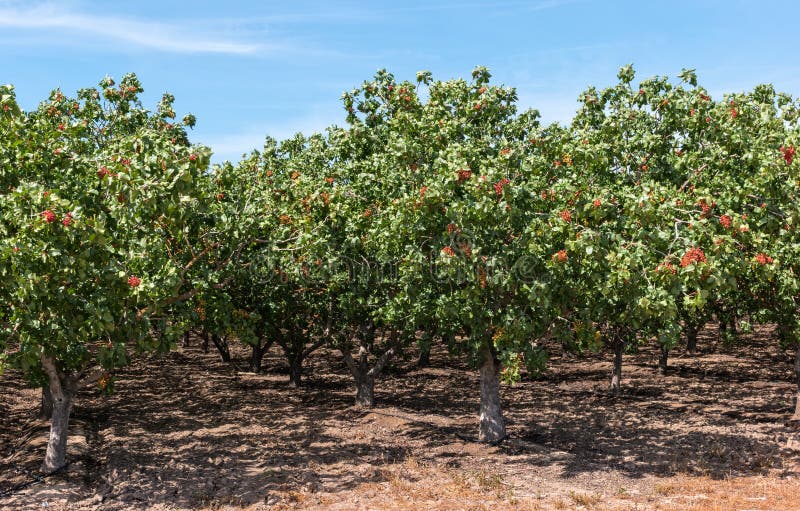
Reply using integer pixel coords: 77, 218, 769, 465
1, 66, 799, 474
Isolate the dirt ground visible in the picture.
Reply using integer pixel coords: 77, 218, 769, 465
2, 325, 800, 510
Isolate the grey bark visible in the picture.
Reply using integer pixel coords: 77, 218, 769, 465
40, 355, 77, 474
288, 355, 303, 387
686, 323, 698, 354
250, 337, 273, 374
342, 344, 394, 408
659, 345, 669, 375
251, 343, 264, 374
355, 376, 375, 407
478, 343, 505, 443
417, 346, 431, 368
210, 333, 231, 362
610, 341, 623, 395
39, 386, 54, 420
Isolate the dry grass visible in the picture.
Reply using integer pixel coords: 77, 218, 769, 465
259, 473, 800, 511
653, 476, 800, 511
265, 458, 549, 511
569, 491, 602, 508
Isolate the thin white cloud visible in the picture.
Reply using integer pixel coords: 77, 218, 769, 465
0, 2, 259, 55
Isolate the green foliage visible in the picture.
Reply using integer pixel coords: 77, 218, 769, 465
0, 75, 224, 386
3, 64, 800, 393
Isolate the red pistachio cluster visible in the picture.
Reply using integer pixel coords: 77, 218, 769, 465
493, 178, 509, 196
680, 248, 707, 267
755, 253, 774, 265
781, 145, 795, 165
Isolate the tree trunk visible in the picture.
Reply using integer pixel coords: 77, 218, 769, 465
610, 341, 623, 395
478, 344, 505, 443
289, 356, 303, 387
417, 346, 431, 368
211, 333, 231, 363
659, 345, 669, 375
40, 356, 76, 474
355, 376, 375, 407
686, 323, 698, 354
202, 331, 210, 353
342, 344, 394, 408
182, 330, 191, 348
39, 386, 54, 420
792, 343, 800, 421
250, 344, 264, 374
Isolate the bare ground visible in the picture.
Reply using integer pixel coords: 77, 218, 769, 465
2, 325, 800, 510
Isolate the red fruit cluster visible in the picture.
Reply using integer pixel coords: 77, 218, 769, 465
419, 186, 428, 197
62, 212, 73, 227
127, 276, 141, 288
554, 250, 568, 263
97, 166, 116, 178
781, 145, 795, 165
477, 267, 487, 289
446, 223, 458, 234
442, 246, 456, 257
719, 214, 732, 229
42, 210, 57, 223
189, 154, 197, 162
560, 209, 572, 223
697, 199, 716, 217
680, 247, 706, 267
493, 178, 509, 196
457, 169, 472, 183
730, 108, 738, 119
655, 262, 677, 274
120, 158, 131, 167
755, 253, 774, 265
592, 199, 602, 207
699, 94, 711, 101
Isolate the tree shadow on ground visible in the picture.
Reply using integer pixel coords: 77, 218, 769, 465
1, 324, 798, 509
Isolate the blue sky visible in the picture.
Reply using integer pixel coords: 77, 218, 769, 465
3, 0, 799, 163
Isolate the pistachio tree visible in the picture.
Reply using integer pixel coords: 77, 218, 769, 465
0, 76, 221, 473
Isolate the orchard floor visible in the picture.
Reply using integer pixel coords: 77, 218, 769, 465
2, 325, 800, 511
